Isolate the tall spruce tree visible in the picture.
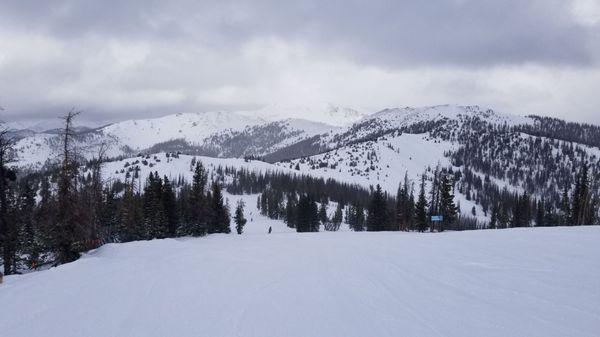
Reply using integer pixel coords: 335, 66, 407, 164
367, 185, 387, 231
330, 203, 344, 231
318, 202, 329, 230
36, 177, 55, 252
208, 182, 230, 234
284, 193, 297, 228
570, 163, 592, 226
189, 161, 208, 236
18, 179, 38, 269
414, 175, 428, 232
346, 202, 365, 231
162, 176, 179, 237
438, 174, 457, 232
296, 194, 319, 232
536, 198, 546, 227
118, 176, 143, 242
395, 173, 415, 231
143, 172, 167, 239
234, 200, 247, 235
560, 184, 571, 226
0, 129, 17, 274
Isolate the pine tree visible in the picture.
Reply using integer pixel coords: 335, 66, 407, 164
284, 193, 297, 228
396, 179, 408, 231
36, 177, 55, 252
234, 200, 247, 234
330, 203, 344, 231
407, 189, 415, 231
18, 179, 39, 269
318, 202, 329, 230
0, 129, 17, 274
119, 176, 143, 242
414, 175, 428, 232
367, 184, 387, 231
143, 172, 167, 239
208, 182, 230, 234
560, 183, 571, 226
536, 198, 546, 227
296, 194, 319, 232
489, 203, 499, 229
438, 174, 457, 232
571, 163, 592, 226
429, 166, 440, 227
189, 161, 208, 236
512, 191, 531, 228
395, 173, 415, 231
260, 190, 268, 216
162, 176, 179, 237
346, 202, 365, 231
100, 185, 119, 243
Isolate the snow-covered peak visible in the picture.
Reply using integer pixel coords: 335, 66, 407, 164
368, 105, 532, 128
240, 102, 369, 127
99, 111, 265, 150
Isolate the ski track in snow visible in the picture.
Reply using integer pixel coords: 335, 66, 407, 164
1, 205, 599, 337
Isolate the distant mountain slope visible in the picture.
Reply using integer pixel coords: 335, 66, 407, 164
7, 107, 343, 170
99, 111, 264, 150
7, 103, 600, 226
239, 102, 369, 127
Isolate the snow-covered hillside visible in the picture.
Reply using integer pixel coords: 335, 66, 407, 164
8, 103, 600, 226
368, 104, 531, 127
12, 131, 123, 169
100, 153, 295, 184
100, 111, 264, 150
276, 133, 455, 192
6, 104, 530, 171
2, 226, 599, 337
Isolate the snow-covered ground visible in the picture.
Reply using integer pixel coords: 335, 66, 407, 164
2, 223, 599, 337
276, 133, 456, 192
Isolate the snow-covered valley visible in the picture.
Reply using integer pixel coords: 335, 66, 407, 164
2, 225, 599, 337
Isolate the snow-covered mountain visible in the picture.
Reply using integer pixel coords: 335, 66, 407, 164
0, 118, 98, 133
7, 106, 348, 169
8, 104, 527, 170
99, 111, 265, 150
6, 103, 600, 224
239, 102, 369, 127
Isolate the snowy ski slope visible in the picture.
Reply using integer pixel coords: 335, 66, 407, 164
1, 224, 599, 337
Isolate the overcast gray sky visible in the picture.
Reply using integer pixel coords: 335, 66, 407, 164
1, 0, 599, 125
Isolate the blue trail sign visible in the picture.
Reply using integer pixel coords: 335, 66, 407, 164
431, 215, 443, 222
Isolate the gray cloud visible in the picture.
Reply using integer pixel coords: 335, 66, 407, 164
0, 0, 599, 124
2, 0, 596, 66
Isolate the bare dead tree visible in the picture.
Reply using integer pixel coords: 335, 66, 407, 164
55, 109, 83, 264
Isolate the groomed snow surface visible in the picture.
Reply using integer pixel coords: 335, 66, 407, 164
2, 222, 599, 337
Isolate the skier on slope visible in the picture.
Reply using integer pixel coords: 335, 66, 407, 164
268, 226, 272, 234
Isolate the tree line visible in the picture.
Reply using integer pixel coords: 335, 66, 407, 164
0, 112, 240, 275
252, 167, 461, 233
